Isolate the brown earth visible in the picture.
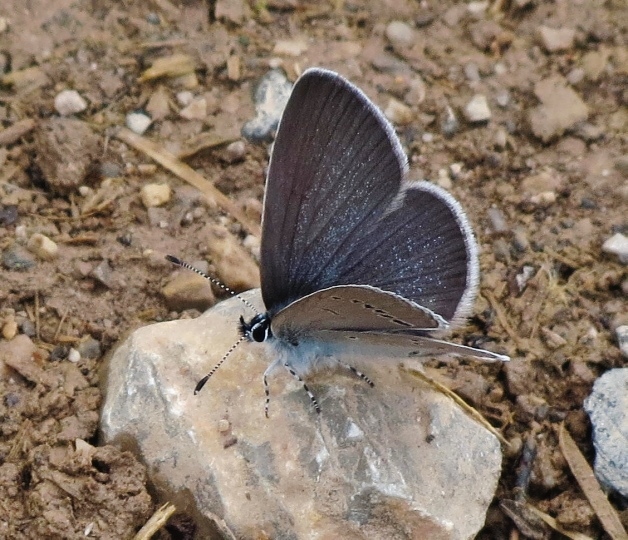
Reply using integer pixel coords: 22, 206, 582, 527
0, 0, 626, 538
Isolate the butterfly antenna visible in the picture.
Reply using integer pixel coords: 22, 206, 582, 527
165, 255, 259, 314
194, 335, 246, 394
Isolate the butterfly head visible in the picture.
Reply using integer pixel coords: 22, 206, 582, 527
239, 313, 272, 343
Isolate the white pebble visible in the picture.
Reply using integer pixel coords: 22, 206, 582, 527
602, 233, 628, 264
384, 98, 413, 125
126, 112, 152, 135
68, 348, 81, 363
27, 233, 59, 260
176, 91, 194, 107
15, 225, 27, 240
616, 326, 628, 359
54, 89, 88, 116
385, 21, 415, 48
141, 183, 171, 208
464, 94, 491, 123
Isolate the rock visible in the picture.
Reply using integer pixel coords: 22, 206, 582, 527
441, 105, 460, 138
77, 337, 102, 359
383, 97, 413, 125
223, 140, 246, 164
464, 94, 491, 123
68, 348, 81, 363
2, 244, 36, 271
26, 233, 59, 260
126, 112, 152, 135
538, 26, 575, 52
34, 117, 101, 194
1, 317, 18, 340
146, 86, 171, 121
581, 49, 610, 81
91, 260, 117, 289
141, 183, 171, 208
616, 326, 628, 359
179, 97, 207, 120
162, 272, 215, 312
202, 225, 260, 291
242, 70, 293, 142
602, 233, 628, 264
614, 155, 628, 176
0, 205, 18, 226
215, 0, 250, 26
385, 21, 415, 49
520, 169, 564, 196
463, 62, 480, 82
101, 291, 503, 539
176, 91, 194, 107
0, 334, 36, 379
584, 368, 628, 497
54, 89, 88, 116
487, 207, 509, 234
528, 76, 588, 142
273, 39, 308, 56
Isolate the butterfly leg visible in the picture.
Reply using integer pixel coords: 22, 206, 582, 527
341, 362, 375, 388
283, 363, 321, 414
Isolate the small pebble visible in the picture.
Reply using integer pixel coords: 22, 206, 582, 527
512, 228, 529, 252
538, 26, 575, 52
141, 183, 172, 208
516, 265, 535, 292
494, 128, 508, 150
566, 68, 585, 85
68, 348, 81, 363
91, 260, 116, 289
385, 21, 415, 48
218, 419, 230, 433
541, 327, 567, 349
614, 155, 628, 176
78, 337, 102, 359
384, 98, 413, 125
2, 318, 18, 340
162, 272, 215, 312
602, 233, 628, 264
616, 326, 628, 359
528, 191, 557, 208
242, 70, 292, 142
27, 233, 59, 260
463, 62, 480, 82
179, 98, 207, 120
227, 55, 241, 81
440, 106, 459, 138
436, 169, 453, 189
126, 112, 152, 135
573, 122, 604, 142
19, 319, 36, 337
2, 244, 36, 271
273, 39, 308, 56
224, 140, 246, 164
0, 205, 18, 226
487, 207, 509, 234
464, 94, 491, 123
449, 162, 463, 180
176, 91, 194, 107
54, 89, 88, 116
495, 89, 510, 108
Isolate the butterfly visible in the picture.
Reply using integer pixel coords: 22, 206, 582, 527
168, 68, 509, 416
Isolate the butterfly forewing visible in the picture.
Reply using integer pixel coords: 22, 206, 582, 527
260, 68, 408, 312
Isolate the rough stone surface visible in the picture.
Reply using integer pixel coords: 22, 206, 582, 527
528, 76, 588, 142
241, 70, 293, 142
101, 292, 503, 540
584, 368, 628, 498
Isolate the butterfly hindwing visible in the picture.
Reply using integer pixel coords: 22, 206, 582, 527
270, 284, 448, 337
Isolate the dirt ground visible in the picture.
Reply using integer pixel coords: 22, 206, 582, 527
0, 0, 626, 538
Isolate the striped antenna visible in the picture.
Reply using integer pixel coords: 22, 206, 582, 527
165, 255, 259, 314
194, 336, 246, 394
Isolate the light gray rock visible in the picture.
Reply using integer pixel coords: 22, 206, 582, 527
242, 70, 293, 142
101, 291, 503, 539
527, 75, 588, 142
584, 368, 628, 498
464, 94, 491, 123
602, 232, 628, 264
538, 26, 575, 52
616, 326, 628, 359
385, 21, 415, 49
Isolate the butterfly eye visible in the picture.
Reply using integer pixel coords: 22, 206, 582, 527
251, 321, 269, 342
